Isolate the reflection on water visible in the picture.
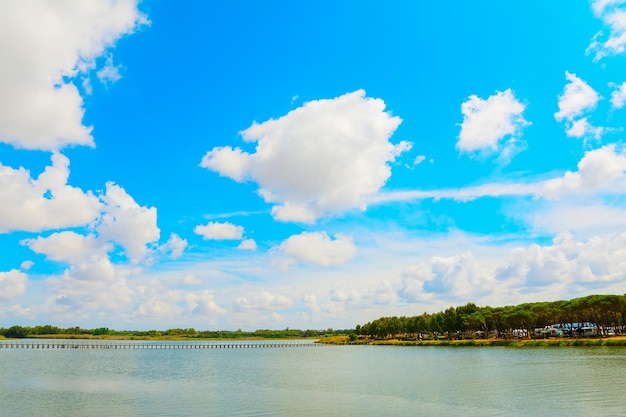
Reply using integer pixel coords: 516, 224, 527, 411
0, 342, 625, 416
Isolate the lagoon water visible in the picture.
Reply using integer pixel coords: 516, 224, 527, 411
1, 340, 625, 416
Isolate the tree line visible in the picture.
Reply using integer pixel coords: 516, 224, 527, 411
0, 325, 351, 339
357, 294, 626, 340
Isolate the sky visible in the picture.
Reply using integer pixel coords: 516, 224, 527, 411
2, 1, 626, 331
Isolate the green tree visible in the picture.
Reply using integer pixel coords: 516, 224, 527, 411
93, 327, 110, 336
5, 325, 28, 338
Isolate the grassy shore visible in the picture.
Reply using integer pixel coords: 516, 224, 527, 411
318, 335, 626, 347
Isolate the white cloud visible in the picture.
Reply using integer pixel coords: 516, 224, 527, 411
201, 90, 405, 222
303, 294, 321, 313
270, 204, 318, 224
0, 153, 102, 233
392, 231, 626, 308
20, 261, 34, 271
0, 1, 147, 151
161, 233, 188, 259
4, 304, 34, 320
414, 155, 426, 165
278, 231, 357, 266
97, 55, 123, 86
398, 265, 435, 303
524, 202, 626, 237
200, 147, 250, 182
592, 0, 626, 16
402, 252, 496, 300
133, 289, 183, 321
554, 72, 604, 140
22, 231, 110, 265
328, 281, 398, 308
610, 81, 626, 108
96, 182, 160, 263
329, 288, 362, 305
194, 221, 244, 240
457, 89, 528, 158
182, 274, 202, 286
374, 145, 626, 204
132, 288, 227, 323
555, 72, 601, 122
322, 283, 392, 311
41, 257, 135, 321
0, 270, 28, 301
237, 239, 257, 250
232, 291, 293, 312
564, 117, 604, 139
588, 1, 626, 61
496, 232, 626, 291
497, 137, 527, 166
540, 144, 626, 198
188, 291, 227, 316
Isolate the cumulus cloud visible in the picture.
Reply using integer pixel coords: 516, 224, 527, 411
540, 144, 626, 198
325, 281, 403, 311
20, 261, 34, 271
0, 270, 28, 301
237, 239, 257, 250
413, 155, 428, 165
232, 291, 293, 312
132, 288, 227, 323
399, 252, 496, 301
554, 72, 603, 138
194, 221, 244, 240
96, 182, 160, 263
182, 274, 202, 286
398, 264, 435, 303
0, 153, 102, 233
161, 233, 188, 259
22, 231, 110, 265
588, 0, 626, 61
42, 257, 135, 320
496, 232, 626, 290
0, 1, 147, 151
97, 55, 123, 86
201, 147, 250, 183
278, 231, 357, 266
564, 118, 605, 139
457, 89, 528, 160
5, 304, 34, 320
201, 90, 405, 222
329, 288, 362, 304
392, 231, 626, 307
303, 294, 321, 313
189, 291, 227, 316
17, 176, 170, 266
133, 289, 183, 321
555, 72, 601, 121
610, 81, 626, 108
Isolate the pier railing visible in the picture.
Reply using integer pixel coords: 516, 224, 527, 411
0, 340, 324, 350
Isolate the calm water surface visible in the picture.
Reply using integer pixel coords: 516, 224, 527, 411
1, 340, 624, 416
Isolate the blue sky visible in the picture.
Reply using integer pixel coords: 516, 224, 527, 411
2, 1, 626, 330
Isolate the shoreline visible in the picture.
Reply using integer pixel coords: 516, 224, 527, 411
318, 335, 626, 347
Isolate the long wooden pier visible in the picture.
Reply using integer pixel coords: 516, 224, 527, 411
0, 340, 323, 350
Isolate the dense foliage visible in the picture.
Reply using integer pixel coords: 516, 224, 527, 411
0, 325, 350, 339
357, 294, 626, 339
